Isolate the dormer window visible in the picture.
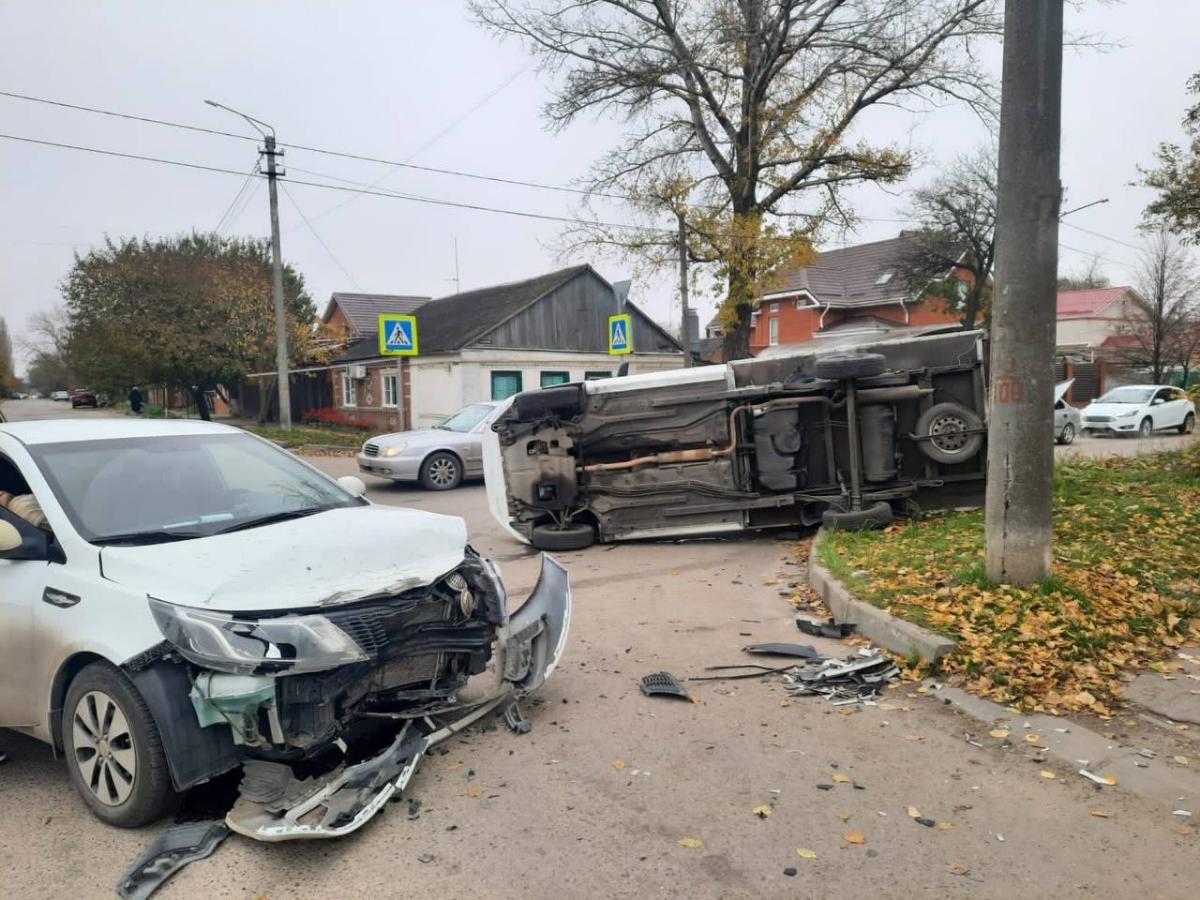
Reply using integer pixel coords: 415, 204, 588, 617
874, 271, 894, 287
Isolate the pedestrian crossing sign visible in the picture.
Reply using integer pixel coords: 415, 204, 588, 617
378, 314, 418, 356
608, 313, 632, 355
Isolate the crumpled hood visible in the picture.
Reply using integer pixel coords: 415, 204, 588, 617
1083, 402, 1143, 418
100, 506, 468, 612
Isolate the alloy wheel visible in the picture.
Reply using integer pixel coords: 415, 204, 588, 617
428, 457, 458, 487
72, 690, 137, 806
1140, 418, 1153, 438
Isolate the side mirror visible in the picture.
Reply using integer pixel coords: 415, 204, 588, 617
0, 507, 58, 562
1151, 398, 1164, 406
337, 475, 367, 498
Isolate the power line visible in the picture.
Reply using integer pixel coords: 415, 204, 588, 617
280, 182, 363, 291
214, 161, 260, 233
1061, 220, 1142, 252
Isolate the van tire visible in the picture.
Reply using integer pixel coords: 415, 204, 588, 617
814, 353, 887, 381
821, 501, 893, 531
531, 522, 595, 551
914, 402, 984, 464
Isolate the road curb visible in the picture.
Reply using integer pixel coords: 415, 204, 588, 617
807, 528, 956, 664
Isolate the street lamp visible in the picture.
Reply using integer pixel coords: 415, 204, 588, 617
205, 99, 292, 430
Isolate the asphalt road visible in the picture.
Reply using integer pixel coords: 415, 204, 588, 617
1, 404, 1197, 898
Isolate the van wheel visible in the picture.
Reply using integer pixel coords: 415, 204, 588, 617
813, 353, 886, 381
531, 522, 595, 551
63, 661, 175, 828
914, 402, 984, 464
821, 501, 893, 531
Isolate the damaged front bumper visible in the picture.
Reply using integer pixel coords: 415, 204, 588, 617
224, 554, 570, 842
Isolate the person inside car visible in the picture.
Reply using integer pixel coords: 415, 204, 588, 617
0, 489, 49, 551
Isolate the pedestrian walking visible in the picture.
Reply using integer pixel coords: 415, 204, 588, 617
128, 385, 144, 415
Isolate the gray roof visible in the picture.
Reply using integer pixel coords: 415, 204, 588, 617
767, 233, 919, 308
323, 292, 431, 335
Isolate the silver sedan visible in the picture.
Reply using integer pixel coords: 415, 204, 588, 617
357, 401, 503, 490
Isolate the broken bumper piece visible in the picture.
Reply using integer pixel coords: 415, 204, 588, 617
225, 554, 571, 842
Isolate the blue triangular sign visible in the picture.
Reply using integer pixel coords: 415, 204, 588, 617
611, 321, 627, 347
388, 322, 411, 348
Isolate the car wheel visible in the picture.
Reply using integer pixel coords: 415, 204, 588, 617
420, 451, 463, 490
1139, 417, 1153, 439
913, 402, 984, 464
63, 661, 175, 828
1058, 422, 1075, 445
531, 522, 596, 550
1179, 413, 1195, 435
821, 501, 893, 531
813, 353, 887, 381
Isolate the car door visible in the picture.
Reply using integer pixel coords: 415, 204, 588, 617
1166, 388, 1189, 428
1150, 388, 1175, 429
0, 455, 51, 727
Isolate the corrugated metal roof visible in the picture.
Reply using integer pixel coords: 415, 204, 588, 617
1056, 286, 1132, 318
323, 292, 431, 334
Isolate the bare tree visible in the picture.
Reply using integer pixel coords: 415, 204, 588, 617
1117, 228, 1198, 384
896, 148, 997, 330
472, 0, 1000, 358
0, 317, 16, 393
1056, 255, 1109, 291
22, 306, 74, 385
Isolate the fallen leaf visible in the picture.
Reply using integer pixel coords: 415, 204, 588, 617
946, 864, 971, 876
611, 759, 627, 770
446, 762, 463, 771
907, 805, 922, 818
1090, 810, 1109, 818
466, 786, 484, 798
752, 805, 773, 819
1174, 756, 1189, 766
1024, 734, 1042, 744
1040, 770, 1057, 779
843, 831, 866, 845
796, 848, 818, 859
677, 837, 703, 848
937, 821, 954, 831
1102, 774, 1118, 786
989, 729, 1010, 739
904, 735, 924, 742
832, 774, 851, 784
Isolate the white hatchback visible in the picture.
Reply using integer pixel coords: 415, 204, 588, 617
1081, 385, 1196, 438
0, 419, 569, 839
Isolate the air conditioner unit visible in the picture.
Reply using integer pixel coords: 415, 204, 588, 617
349, 365, 368, 380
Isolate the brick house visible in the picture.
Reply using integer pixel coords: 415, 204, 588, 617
1055, 286, 1146, 402
748, 233, 966, 355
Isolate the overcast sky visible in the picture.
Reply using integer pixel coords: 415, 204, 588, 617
2, 1, 1196, 374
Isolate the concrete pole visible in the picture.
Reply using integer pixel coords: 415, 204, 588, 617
985, 0, 1064, 584
264, 135, 292, 430
677, 212, 693, 367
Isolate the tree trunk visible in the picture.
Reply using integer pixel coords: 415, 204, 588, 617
962, 279, 984, 330
719, 211, 761, 361
257, 377, 276, 425
190, 385, 211, 422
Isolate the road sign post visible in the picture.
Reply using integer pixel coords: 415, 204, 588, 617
379, 313, 418, 430
608, 313, 632, 355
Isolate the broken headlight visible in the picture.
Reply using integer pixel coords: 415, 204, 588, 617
149, 598, 369, 675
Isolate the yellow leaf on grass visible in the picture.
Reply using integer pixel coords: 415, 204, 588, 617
796, 848, 818, 859
611, 759, 627, 770
466, 786, 484, 798
752, 805, 773, 818
832, 774, 851, 783
677, 837, 704, 848
1091, 810, 1109, 818
1040, 770, 1057, 779
843, 831, 866, 845
907, 805, 922, 818
989, 729, 1010, 739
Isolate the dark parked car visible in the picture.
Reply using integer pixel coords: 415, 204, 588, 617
69, 388, 98, 408
485, 328, 989, 548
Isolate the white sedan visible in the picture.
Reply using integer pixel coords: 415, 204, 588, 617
0, 418, 569, 839
1081, 384, 1196, 438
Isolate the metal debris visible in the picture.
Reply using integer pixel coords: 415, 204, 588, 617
783, 649, 900, 704
503, 701, 533, 734
116, 820, 231, 900
742, 642, 821, 659
796, 617, 857, 639
640, 671, 691, 699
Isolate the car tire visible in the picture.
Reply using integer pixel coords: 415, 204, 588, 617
530, 522, 596, 551
813, 353, 887, 381
1057, 422, 1075, 445
63, 661, 175, 828
914, 402, 984, 464
1179, 413, 1195, 435
419, 452, 463, 490
821, 501, 893, 531
1139, 417, 1153, 439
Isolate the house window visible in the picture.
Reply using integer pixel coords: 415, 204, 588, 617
585, 370, 612, 380
540, 371, 570, 387
341, 371, 356, 407
874, 271, 895, 287
769, 302, 779, 312
490, 371, 523, 400
382, 374, 398, 407
768, 317, 779, 346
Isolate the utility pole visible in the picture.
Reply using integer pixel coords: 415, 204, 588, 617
677, 211, 692, 368
205, 100, 292, 430
984, 0, 1064, 584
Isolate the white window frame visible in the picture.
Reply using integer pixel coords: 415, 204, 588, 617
382, 373, 398, 407
341, 370, 357, 408
768, 317, 779, 346
769, 301, 779, 312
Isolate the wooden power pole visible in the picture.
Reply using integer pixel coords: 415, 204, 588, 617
985, 0, 1065, 583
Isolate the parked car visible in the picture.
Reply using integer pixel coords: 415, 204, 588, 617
0, 419, 569, 838
69, 388, 99, 408
486, 329, 989, 548
358, 401, 503, 490
1082, 385, 1196, 438
1054, 379, 1082, 445
10, 392, 28, 400
50, 390, 70, 401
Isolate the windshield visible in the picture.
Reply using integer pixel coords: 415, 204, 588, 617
29, 432, 361, 544
1096, 388, 1153, 404
435, 403, 494, 432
